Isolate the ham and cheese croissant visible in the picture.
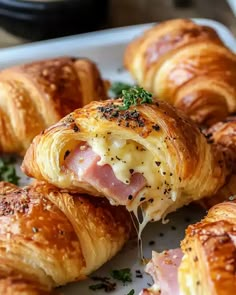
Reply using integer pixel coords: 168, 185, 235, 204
179, 200, 236, 295
0, 57, 108, 155
142, 201, 236, 295
22, 97, 226, 225
200, 116, 236, 209
124, 19, 236, 126
0, 181, 131, 294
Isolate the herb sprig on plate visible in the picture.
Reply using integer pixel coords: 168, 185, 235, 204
111, 268, 132, 284
0, 157, 20, 185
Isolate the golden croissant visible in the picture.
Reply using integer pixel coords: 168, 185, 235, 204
0, 57, 108, 155
200, 116, 236, 209
141, 200, 236, 295
22, 97, 226, 225
124, 19, 236, 126
0, 181, 132, 294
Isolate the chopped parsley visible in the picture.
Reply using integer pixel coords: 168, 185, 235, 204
127, 290, 135, 295
89, 276, 116, 292
0, 157, 20, 185
111, 268, 132, 284
120, 86, 153, 110
110, 82, 134, 97
89, 282, 116, 292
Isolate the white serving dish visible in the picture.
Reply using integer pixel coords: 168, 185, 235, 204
1, 19, 235, 295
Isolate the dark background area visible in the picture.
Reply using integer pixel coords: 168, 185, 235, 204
0, 0, 234, 48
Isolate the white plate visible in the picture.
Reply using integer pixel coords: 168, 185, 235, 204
1, 19, 235, 295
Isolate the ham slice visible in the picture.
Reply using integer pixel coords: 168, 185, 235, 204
140, 249, 183, 295
65, 144, 147, 205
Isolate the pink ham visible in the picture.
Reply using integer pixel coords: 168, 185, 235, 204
140, 249, 183, 295
65, 144, 147, 205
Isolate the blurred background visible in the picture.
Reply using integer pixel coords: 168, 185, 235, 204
0, 0, 235, 48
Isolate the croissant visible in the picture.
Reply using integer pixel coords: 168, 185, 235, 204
0, 181, 132, 294
141, 200, 236, 295
200, 116, 236, 209
124, 19, 236, 126
21, 97, 226, 225
179, 200, 236, 294
0, 57, 108, 155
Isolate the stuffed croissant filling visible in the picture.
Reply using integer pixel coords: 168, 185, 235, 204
22, 89, 226, 227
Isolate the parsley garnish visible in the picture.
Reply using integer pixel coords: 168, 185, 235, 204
120, 86, 153, 110
89, 276, 116, 292
110, 82, 134, 97
0, 157, 20, 185
111, 268, 132, 284
127, 290, 135, 295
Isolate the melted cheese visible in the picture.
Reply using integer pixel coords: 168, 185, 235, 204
87, 135, 182, 230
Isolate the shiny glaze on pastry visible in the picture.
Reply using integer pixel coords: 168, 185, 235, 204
125, 19, 236, 126
22, 98, 226, 226
0, 57, 107, 155
0, 181, 131, 293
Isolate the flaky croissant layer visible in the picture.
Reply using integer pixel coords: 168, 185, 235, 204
179, 201, 236, 295
125, 19, 236, 126
22, 98, 226, 224
0, 57, 108, 155
0, 181, 132, 294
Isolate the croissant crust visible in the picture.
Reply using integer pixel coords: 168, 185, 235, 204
0, 57, 107, 154
179, 201, 236, 295
125, 19, 236, 126
0, 181, 132, 293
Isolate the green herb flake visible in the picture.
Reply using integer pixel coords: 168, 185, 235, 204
120, 86, 153, 110
89, 282, 116, 292
110, 82, 134, 97
127, 289, 135, 295
111, 268, 132, 284
0, 157, 20, 185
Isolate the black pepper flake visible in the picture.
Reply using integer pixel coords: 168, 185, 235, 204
116, 156, 121, 161
73, 124, 80, 132
179, 177, 182, 182
170, 173, 173, 176
129, 169, 134, 174
163, 172, 166, 175
128, 195, 133, 200
32, 227, 38, 233
155, 161, 161, 166
140, 197, 146, 202
193, 256, 198, 262
196, 281, 200, 286
64, 150, 70, 160
152, 124, 160, 131
171, 226, 176, 231
159, 233, 164, 237
148, 240, 155, 246
149, 198, 154, 203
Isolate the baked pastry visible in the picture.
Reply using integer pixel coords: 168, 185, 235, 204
200, 116, 236, 209
0, 57, 108, 155
0, 181, 131, 293
179, 200, 236, 294
22, 96, 226, 225
124, 19, 236, 126
0, 276, 57, 295
141, 200, 236, 295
